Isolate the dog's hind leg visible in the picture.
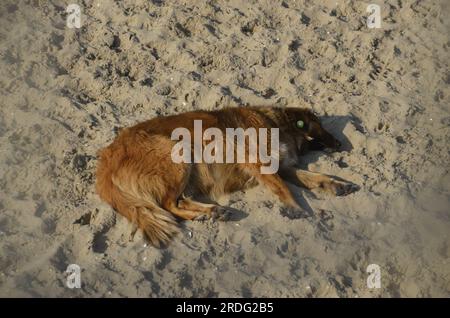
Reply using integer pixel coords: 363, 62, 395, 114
159, 185, 205, 220
162, 192, 231, 221
177, 197, 232, 221
177, 197, 216, 213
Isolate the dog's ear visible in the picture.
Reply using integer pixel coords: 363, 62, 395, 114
305, 109, 322, 123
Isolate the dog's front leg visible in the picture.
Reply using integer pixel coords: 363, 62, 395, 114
280, 168, 358, 196
244, 165, 300, 208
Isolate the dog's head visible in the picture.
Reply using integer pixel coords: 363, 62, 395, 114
283, 108, 341, 152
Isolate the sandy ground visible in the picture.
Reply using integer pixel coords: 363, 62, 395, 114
0, 0, 449, 297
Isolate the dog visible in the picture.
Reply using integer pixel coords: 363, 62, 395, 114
95, 106, 357, 247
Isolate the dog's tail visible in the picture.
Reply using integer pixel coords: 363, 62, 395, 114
96, 148, 179, 248
125, 204, 179, 248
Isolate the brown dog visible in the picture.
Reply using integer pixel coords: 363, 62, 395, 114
96, 106, 357, 247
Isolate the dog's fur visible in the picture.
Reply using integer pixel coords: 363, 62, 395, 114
96, 106, 356, 247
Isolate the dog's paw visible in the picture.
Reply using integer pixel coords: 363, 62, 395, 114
331, 181, 359, 196
194, 206, 233, 222
211, 206, 233, 221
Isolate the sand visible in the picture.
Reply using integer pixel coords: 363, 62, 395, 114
0, 0, 449, 297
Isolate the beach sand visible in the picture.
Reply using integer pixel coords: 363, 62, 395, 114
0, 0, 449, 297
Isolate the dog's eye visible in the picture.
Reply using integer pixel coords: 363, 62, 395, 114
296, 120, 305, 129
